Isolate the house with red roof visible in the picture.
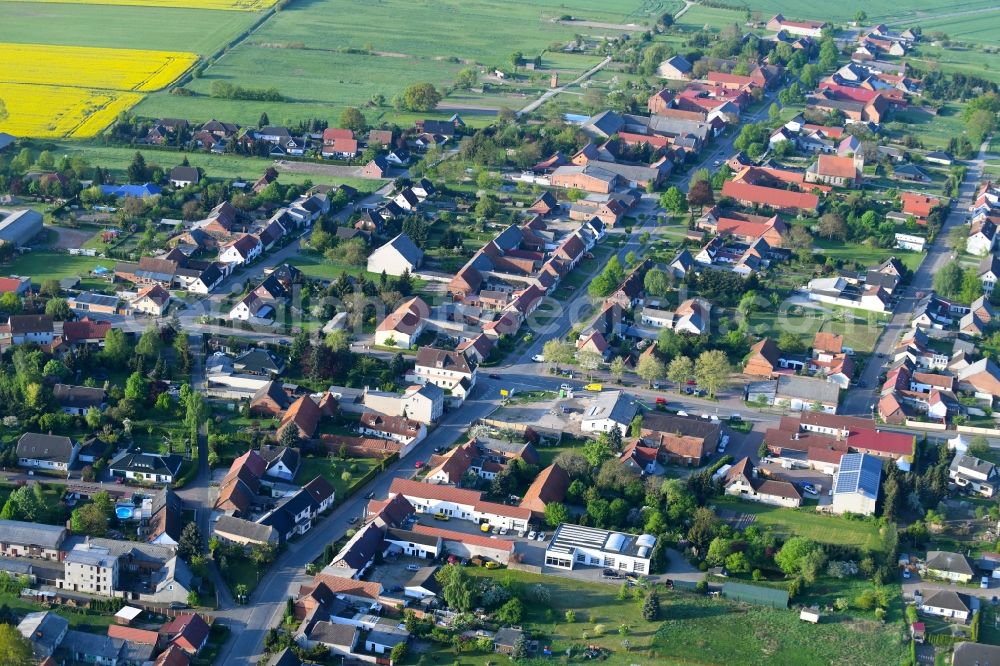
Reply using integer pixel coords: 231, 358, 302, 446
161, 614, 210, 655
806, 155, 862, 188
766, 14, 828, 38
388, 477, 531, 532
0, 276, 31, 296
900, 192, 943, 222
721, 180, 819, 213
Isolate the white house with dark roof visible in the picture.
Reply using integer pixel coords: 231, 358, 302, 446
409, 346, 477, 403
921, 589, 972, 622
581, 390, 638, 436
17, 432, 79, 472
949, 455, 998, 497
367, 233, 423, 277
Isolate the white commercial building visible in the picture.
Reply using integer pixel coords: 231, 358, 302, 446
544, 524, 655, 574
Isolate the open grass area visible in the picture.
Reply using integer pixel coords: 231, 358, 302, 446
0, 591, 116, 630
0, 1, 256, 55
712, 497, 891, 552
3, 250, 114, 292
747, 306, 887, 354
811, 237, 924, 272
652, 589, 908, 666
888, 104, 971, 151
297, 454, 379, 503
34, 141, 382, 189
727, 0, 997, 24
134, 0, 660, 125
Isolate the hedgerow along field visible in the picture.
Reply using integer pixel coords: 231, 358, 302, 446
10, 0, 277, 10
134, 0, 672, 125
0, 43, 197, 138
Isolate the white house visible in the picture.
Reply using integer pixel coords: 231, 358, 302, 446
895, 233, 926, 252
920, 590, 972, 623
219, 234, 263, 266
17, 433, 79, 472
949, 455, 998, 497
229, 293, 271, 321
409, 346, 477, 404
724, 458, 802, 508
388, 478, 530, 532
374, 296, 428, 348
367, 233, 423, 277
581, 390, 638, 436
967, 218, 997, 256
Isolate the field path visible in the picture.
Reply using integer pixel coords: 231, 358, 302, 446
517, 56, 612, 116
555, 19, 647, 31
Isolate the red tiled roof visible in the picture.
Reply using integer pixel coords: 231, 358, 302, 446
520, 463, 570, 514
62, 318, 112, 342
279, 395, 322, 439
311, 573, 382, 599
815, 155, 858, 179
813, 332, 843, 354
153, 646, 190, 666
901, 192, 941, 219
0, 278, 25, 294
412, 523, 515, 552
846, 427, 914, 456
109, 624, 160, 645
376, 296, 429, 334
721, 180, 819, 211
162, 614, 209, 655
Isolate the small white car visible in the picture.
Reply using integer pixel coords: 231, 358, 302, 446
983, 576, 991, 589
531, 354, 546, 362
528, 531, 537, 540
499, 527, 509, 536
559, 384, 572, 391
721, 435, 730, 446
536, 532, 546, 541
406, 564, 421, 571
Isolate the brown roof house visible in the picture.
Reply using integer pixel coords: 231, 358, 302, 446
724, 457, 802, 508
640, 412, 719, 465
519, 464, 570, 519
277, 395, 323, 441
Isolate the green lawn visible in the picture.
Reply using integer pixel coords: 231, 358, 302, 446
0, 591, 116, 631
217, 552, 259, 597
888, 104, 971, 151
32, 140, 383, 189
297, 454, 379, 503
811, 238, 924, 272
0, 1, 257, 56
724, 0, 996, 24
747, 307, 887, 354
712, 497, 891, 552
652, 589, 907, 666
3, 250, 114, 292
410, 570, 905, 666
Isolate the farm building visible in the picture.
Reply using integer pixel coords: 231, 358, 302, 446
0, 209, 43, 247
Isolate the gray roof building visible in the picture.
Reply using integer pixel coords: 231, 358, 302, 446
60, 629, 126, 663
17, 432, 77, 465
775, 374, 841, 406
953, 641, 1000, 666
0, 209, 43, 247
18, 611, 68, 659
0, 520, 67, 550
926, 550, 976, 577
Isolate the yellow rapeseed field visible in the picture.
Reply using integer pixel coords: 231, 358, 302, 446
10, 0, 277, 10
0, 84, 143, 138
0, 43, 197, 139
0, 43, 198, 93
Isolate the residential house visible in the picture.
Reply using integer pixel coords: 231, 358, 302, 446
581, 390, 637, 436
921, 590, 972, 623
249, 381, 293, 417
766, 14, 828, 38
979, 254, 1000, 295
366, 233, 423, 277
60, 629, 127, 666
219, 234, 263, 266
657, 55, 693, 79
967, 217, 997, 256
410, 347, 477, 403
724, 458, 802, 508
169, 166, 200, 188
926, 551, 977, 583
520, 464, 570, 519
17, 432, 79, 472
277, 395, 323, 441
375, 296, 429, 348
213, 515, 278, 548
6, 314, 54, 346
53, 384, 106, 416
949, 455, 998, 497
162, 614, 210, 656
953, 642, 1000, 665
18, 611, 68, 660
720, 181, 819, 213
805, 155, 861, 187
234, 349, 286, 376
640, 412, 720, 465
109, 451, 184, 484
131, 284, 171, 316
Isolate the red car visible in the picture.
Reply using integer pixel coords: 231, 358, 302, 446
414, 461, 425, 469
655, 397, 667, 405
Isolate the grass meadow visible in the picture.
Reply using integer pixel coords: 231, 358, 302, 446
0, 1, 257, 55
731, 0, 997, 24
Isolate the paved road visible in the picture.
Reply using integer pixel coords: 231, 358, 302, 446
840, 141, 989, 415
518, 56, 612, 116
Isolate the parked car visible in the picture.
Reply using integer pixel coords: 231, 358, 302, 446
902, 570, 911, 579
801, 483, 818, 494
414, 461, 424, 469
655, 397, 667, 405
584, 383, 603, 391
559, 383, 573, 391
528, 531, 537, 540
407, 564, 421, 572
721, 435, 730, 447
485, 561, 500, 569
531, 354, 546, 362
480, 523, 492, 533
365, 491, 375, 500
536, 532, 546, 541
499, 527, 509, 535
717, 440, 727, 453
488, 373, 502, 380
348, 516, 359, 524
983, 576, 990, 589
433, 513, 450, 521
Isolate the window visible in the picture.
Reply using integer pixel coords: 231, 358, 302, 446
603, 556, 615, 567
634, 562, 646, 573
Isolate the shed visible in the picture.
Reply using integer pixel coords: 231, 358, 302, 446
114, 606, 143, 626
799, 607, 820, 623
722, 581, 789, 609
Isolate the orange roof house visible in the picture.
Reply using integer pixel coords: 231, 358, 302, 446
721, 181, 819, 213
520, 464, 570, 517
277, 395, 322, 440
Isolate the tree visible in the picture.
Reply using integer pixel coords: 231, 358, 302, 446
436, 563, 475, 611
609, 356, 627, 383
784, 226, 813, 251
542, 339, 574, 365
71, 503, 109, 537
455, 67, 478, 89
127, 151, 148, 183
933, 262, 963, 299
667, 356, 693, 391
0, 623, 33, 666
544, 501, 569, 527
399, 82, 442, 112
497, 597, 524, 624
644, 268, 670, 298
511, 634, 529, 661
774, 537, 821, 575
178, 522, 204, 561
659, 186, 687, 213
124, 371, 148, 403
694, 350, 730, 397
582, 438, 613, 468
390, 642, 408, 663
339, 107, 367, 132
637, 354, 665, 388
968, 436, 992, 459
855, 10, 867, 22
687, 180, 714, 211
578, 350, 603, 379
641, 591, 660, 621
44, 297, 72, 320
553, 451, 589, 477
103, 328, 132, 368
135, 326, 162, 359
768, 102, 781, 124
818, 213, 847, 240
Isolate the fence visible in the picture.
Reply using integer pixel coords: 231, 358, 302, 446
957, 425, 1000, 437
904, 419, 948, 431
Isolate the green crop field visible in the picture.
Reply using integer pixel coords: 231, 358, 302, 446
0, 1, 256, 55
132, 0, 663, 126
676, 4, 748, 33
736, 0, 998, 24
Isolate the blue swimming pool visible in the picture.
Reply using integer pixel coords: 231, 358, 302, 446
115, 505, 134, 520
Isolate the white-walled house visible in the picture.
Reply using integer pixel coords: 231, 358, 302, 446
581, 390, 638, 436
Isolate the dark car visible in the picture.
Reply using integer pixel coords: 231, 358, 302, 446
365, 491, 375, 500
348, 516, 359, 524
488, 373, 502, 380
